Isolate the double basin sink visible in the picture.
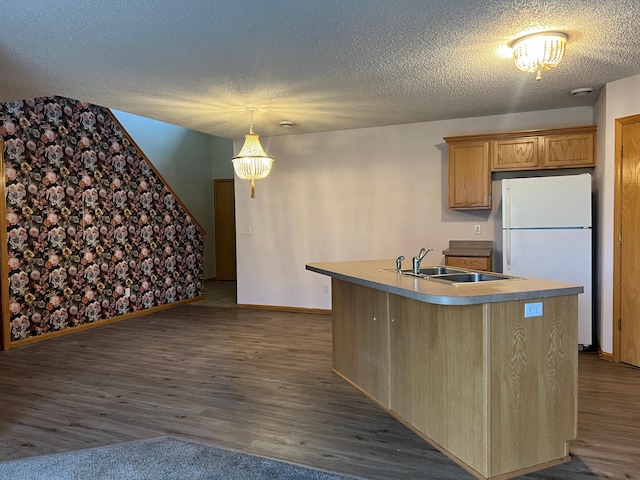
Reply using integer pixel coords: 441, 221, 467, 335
383, 266, 517, 285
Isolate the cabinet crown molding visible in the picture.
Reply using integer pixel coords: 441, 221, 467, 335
444, 125, 596, 144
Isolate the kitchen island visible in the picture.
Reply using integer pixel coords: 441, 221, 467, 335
306, 259, 582, 480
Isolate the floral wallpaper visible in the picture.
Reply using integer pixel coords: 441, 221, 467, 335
1, 96, 204, 343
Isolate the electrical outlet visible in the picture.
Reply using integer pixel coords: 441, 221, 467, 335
474, 224, 481, 235
125, 287, 131, 298
322, 284, 329, 294
524, 302, 543, 317
239, 226, 252, 235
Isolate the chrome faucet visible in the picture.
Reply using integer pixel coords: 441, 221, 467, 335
412, 248, 433, 274
395, 255, 405, 272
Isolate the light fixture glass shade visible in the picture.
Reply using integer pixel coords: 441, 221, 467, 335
512, 32, 567, 81
232, 128, 274, 198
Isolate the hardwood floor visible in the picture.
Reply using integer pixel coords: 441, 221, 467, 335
201, 280, 237, 307
0, 286, 639, 479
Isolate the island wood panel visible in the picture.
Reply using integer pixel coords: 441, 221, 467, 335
312, 260, 581, 479
388, 295, 490, 477
332, 285, 578, 479
488, 295, 578, 477
331, 279, 390, 406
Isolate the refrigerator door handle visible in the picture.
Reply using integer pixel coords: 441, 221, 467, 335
505, 185, 511, 270
506, 229, 511, 270
504, 184, 511, 230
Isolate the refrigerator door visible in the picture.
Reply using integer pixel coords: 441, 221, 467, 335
503, 228, 592, 346
502, 174, 592, 228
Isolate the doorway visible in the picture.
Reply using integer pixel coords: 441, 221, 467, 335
614, 114, 640, 366
213, 179, 236, 281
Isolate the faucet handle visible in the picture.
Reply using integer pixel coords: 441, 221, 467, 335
395, 255, 404, 272
418, 248, 433, 261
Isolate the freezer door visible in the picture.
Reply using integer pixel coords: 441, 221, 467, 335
502, 174, 592, 228
502, 228, 592, 346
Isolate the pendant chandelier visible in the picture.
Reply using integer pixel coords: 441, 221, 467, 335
231, 109, 274, 198
512, 31, 568, 81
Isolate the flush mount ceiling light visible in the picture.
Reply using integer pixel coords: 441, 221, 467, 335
511, 31, 568, 81
231, 108, 274, 198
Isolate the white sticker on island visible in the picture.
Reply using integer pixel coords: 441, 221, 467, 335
524, 302, 543, 317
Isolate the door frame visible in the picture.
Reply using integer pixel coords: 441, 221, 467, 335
613, 113, 640, 363
0, 141, 10, 350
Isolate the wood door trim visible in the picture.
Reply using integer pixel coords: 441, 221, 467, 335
613, 113, 640, 363
0, 141, 11, 350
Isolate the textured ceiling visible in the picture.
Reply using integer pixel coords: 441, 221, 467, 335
1, 1, 639, 139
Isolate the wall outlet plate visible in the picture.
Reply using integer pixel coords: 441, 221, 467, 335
524, 302, 543, 317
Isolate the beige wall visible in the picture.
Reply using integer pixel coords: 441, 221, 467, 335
212, 135, 234, 179
234, 106, 593, 310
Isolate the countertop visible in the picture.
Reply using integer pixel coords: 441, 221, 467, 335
306, 259, 583, 306
442, 239, 493, 257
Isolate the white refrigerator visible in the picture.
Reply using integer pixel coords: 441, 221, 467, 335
502, 173, 592, 347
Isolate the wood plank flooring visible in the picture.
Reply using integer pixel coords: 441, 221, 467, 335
0, 284, 639, 479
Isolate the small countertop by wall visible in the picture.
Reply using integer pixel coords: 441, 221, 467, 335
442, 240, 493, 257
306, 259, 583, 306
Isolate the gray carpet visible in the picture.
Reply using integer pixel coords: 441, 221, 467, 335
0, 436, 363, 480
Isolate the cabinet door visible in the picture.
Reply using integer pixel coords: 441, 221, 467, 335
331, 279, 390, 406
543, 133, 594, 168
388, 294, 489, 470
448, 141, 491, 209
491, 137, 539, 171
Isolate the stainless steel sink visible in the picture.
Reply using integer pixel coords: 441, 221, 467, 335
380, 265, 517, 283
380, 266, 466, 276
428, 272, 514, 284
414, 266, 466, 276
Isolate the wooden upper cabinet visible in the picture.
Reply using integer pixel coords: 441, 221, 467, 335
543, 132, 595, 168
447, 141, 491, 209
445, 126, 596, 210
491, 137, 539, 171
491, 128, 595, 171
